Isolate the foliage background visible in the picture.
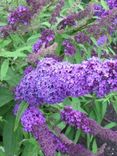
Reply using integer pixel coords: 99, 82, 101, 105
0, 0, 117, 156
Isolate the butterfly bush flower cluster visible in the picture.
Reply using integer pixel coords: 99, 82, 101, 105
26, 0, 49, 14
61, 106, 90, 133
32, 123, 99, 156
18, 106, 98, 156
0, 25, 16, 38
74, 32, 91, 44
8, 6, 32, 26
93, 4, 105, 17
21, 106, 46, 132
94, 0, 117, 18
87, 7, 117, 38
0, 0, 50, 37
106, 0, 117, 9
23, 65, 34, 75
61, 106, 117, 144
58, 3, 94, 29
62, 40, 76, 56
97, 35, 108, 46
33, 29, 55, 53
49, 0, 64, 24
33, 124, 69, 156
15, 57, 117, 106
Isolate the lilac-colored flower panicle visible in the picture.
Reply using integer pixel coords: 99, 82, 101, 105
58, 3, 94, 29
0, 25, 16, 38
61, 106, 117, 144
106, 0, 117, 9
21, 106, 46, 132
49, 0, 64, 24
93, 1, 117, 18
97, 35, 108, 46
32, 124, 97, 156
23, 65, 34, 75
93, 4, 105, 17
8, 6, 32, 27
33, 29, 55, 53
13, 103, 20, 115
32, 124, 69, 156
87, 7, 117, 38
62, 40, 76, 56
74, 32, 91, 44
15, 57, 117, 106
26, 0, 49, 14
61, 106, 90, 133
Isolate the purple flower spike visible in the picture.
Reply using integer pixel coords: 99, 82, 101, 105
62, 40, 76, 56
23, 65, 34, 75
15, 57, 117, 106
61, 106, 90, 133
61, 106, 117, 144
74, 32, 91, 44
8, 6, 32, 26
97, 35, 108, 46
33, 29, 55, 53
21, 107, 46, 132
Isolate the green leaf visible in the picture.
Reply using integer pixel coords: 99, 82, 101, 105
74, 130, 81, 143
112, 96, 117, 113
101, 0, 109, 10
104, 122, 117, 129
0, 50, 26, 58
0, 87, 13, 107
0, 59, 9, 81
0, 147, 5, 156
14, 101, 28, 131
92, 139, 98, 153
57, 122, 66, 130
4, 68, 21, 87
22, 138, 41, 156
3, 113, 23, 156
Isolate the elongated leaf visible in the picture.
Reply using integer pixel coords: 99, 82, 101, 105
22, 138, 41, 156
0, 51, 26, 58
101, 0, 109, 10
4, 68, 21, 87
0, 59, 9, 81
0, 147, 5, 156
92, 139, 98, 153
104, 122, 117, 129
0, 87, 13, 107
3, 113, 23, 156
14, 101, 28, 131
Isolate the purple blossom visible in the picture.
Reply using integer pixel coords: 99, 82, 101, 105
61, 106, 117, 144
21, 106, 46, 132
32, 124, 96, 156
45, 54, 63, 62
62, 40, 76, 56
24, 65, 34, 75
61, 106, 90, 133
97, 35, 108, 46
106, 0, 117, 9
58, 15, 76, 29
13, 103, 20, 115
0, 25, 16, 38
93, 4, 105, 17
58, 3, 94, 29
26, 0, 49, 14
15, 57, 117, 106
87, 8, 117, 37
74, 32, 91, 44
8, 6, 32, 26
33, 29, 55, 53
49, 0, 64, 24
